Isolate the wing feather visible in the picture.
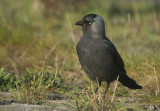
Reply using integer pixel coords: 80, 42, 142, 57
102, 38, 125, 72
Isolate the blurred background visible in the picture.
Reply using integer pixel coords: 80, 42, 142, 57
0, 0, 160, 106
0, 0, 160, 72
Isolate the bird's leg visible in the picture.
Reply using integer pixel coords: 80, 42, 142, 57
103, 82, 110, 98
94, 81, 101, 93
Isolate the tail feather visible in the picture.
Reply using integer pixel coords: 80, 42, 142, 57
118, 74, 142, 89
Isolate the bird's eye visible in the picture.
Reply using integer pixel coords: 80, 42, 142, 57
88, 22, 92, 25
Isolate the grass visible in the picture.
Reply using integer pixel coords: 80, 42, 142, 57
0, 0, 160, 110
0, 67, 66, 104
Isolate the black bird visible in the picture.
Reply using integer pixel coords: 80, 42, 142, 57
75, 14, 142, 96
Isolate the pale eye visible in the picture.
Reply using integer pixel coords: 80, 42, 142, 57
88, 22, 92, 25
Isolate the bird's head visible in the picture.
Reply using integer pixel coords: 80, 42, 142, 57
75, 14, 106, 38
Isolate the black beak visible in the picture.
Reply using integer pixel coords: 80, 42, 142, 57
75, 19, 85, 26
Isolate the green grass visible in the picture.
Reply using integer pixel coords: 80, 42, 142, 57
0, 67, 66, 104
0, 0, 160, 110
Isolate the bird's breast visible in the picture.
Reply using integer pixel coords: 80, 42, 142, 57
76, 38, 105, 64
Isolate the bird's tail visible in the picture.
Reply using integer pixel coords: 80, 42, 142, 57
118, 74, 142, 89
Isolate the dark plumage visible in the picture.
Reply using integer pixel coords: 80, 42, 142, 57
75, 14, 142, 96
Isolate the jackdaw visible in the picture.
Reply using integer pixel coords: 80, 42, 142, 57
75, 14, 142, 96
